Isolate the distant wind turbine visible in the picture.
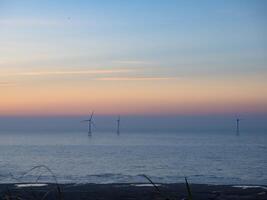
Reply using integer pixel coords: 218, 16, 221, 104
81, 112, 95, 136
236, 118, 241, 136
116, 115, 120, 135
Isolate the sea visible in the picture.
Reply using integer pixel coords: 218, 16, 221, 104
0, 131, 266, 185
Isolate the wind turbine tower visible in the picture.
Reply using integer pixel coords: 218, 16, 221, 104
236, 118, 240, 136
117, 115, 120, 135
81, 112, 94, 136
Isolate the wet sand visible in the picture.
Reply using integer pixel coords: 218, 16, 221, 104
0, 183, 266, 200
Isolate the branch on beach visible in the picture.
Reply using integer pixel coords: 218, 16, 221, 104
185, 177, 192, 200
141, 174, 171, 200
2, 165, 63, 200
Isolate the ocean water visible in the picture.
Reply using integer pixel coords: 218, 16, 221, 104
0, 131, 266, 185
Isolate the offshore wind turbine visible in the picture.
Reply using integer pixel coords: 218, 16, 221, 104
81, 112, 95, 136
116, 115, 120, 135
236, 118, 240, 136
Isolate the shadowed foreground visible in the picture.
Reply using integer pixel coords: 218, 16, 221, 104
0, 183, 267, 200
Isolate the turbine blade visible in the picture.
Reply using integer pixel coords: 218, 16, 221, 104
92, 121, 96, 128
90, 111, 94, 120
80, 120, 89, 123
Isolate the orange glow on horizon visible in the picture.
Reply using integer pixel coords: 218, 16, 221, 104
1, 74, 267, 116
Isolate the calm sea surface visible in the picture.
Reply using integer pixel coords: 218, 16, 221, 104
0, 131, 266, 185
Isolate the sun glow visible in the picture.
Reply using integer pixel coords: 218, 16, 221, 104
1, 71, 266, 116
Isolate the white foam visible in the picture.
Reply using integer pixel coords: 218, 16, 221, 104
233, 185, 267, 190
131, 183, 161, 187
15, 183, 48, 188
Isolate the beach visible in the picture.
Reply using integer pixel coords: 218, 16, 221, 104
1, 183, 266, 200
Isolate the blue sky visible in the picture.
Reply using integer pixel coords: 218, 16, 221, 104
1, 0, 266, 77
0, 0, 266, 118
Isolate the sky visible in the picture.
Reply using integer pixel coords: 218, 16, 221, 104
0, 0, 267, 124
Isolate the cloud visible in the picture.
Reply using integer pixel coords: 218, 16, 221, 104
95, 77, 178, 81
0, 82, 14, 87
0, 69, 178, 82
0, 69, 133, 77
0, 18, 95, 28
112, 60, 151, 65
0, 19, 60, 27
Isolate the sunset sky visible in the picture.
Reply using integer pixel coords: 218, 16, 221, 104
0, 0, 266, 117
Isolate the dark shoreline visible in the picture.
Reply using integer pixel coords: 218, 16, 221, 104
1, 183, 267, 200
